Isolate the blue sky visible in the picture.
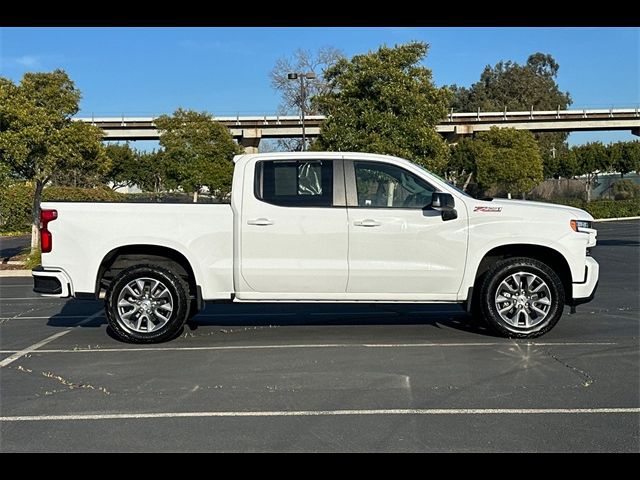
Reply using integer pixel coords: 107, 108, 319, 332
1, 27, 638, 146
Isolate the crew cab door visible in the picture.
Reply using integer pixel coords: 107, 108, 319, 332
344, 159, 468, 298
238, 156, 348, 294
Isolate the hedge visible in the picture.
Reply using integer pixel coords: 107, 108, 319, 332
0, 183, 225, 233
0, 183, 126, 233
545, 198, 640, 219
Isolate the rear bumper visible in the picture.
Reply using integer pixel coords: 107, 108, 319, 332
32, 266, 72, 298
569, 257, 599, 306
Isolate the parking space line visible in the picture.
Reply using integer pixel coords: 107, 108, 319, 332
0, 315, 97, 320
0, 310, 103, 368
0, 297, 66, 301
0, 331, 71, 367
0, 341, 618, 355
2, 407, 639, 422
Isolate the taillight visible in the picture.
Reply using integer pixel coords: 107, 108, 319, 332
40, 209, 58, 253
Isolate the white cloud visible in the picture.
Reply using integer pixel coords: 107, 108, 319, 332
15, 55, 41, 68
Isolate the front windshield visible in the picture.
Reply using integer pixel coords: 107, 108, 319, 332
413, 163, 475, 199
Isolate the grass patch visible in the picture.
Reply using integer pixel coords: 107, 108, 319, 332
0, 230, 30, 237
23, 247, 41, 270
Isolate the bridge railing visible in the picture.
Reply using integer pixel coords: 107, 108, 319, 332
75, 108, 640, 126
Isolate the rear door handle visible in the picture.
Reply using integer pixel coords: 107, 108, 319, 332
247, 218, 274, 226
353, 219, 381, 227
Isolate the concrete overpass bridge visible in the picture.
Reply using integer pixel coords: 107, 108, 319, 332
76, 107, 640, 153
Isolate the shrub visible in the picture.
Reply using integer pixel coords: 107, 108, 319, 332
545, 198, 640, 219
0, 184, 225, 234
612, 179, 640, 200
530, 178, 586, 201
583, 199, 640, 219
44, 186, 125, 202
0, 183, 33, 233
0, 183, 126, 233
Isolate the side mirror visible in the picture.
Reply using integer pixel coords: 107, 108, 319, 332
430, 192, 457, 221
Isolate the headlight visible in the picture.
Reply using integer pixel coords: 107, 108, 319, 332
570, 220, 593, 232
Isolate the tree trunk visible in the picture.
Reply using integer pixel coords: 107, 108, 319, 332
586, 176, 592, 203
31, 180, 45, 254
192, 190, 198, 203
462, 172, 473, 192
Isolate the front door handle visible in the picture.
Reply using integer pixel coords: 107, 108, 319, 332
353, 219, 381, 227
247, 218, 274, 226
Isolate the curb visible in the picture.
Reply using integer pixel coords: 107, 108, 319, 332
593, 216, 640, 223
0, 270, 32, 277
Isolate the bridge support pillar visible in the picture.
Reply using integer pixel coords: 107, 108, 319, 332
240, 128, 262, 153
443, 125, 475, 143
632, 127, 639, 137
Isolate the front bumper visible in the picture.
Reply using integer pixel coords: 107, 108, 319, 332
570, 257, 599, 305
32, 266, 72, 297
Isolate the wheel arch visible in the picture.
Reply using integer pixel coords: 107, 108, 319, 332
95, 244, 199, 299
472, 244, 573, 303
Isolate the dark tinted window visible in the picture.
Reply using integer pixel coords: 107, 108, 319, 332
354, 161, 435, 208
255, 160, 334, 207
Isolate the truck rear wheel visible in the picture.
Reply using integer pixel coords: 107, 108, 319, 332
479, 257, 565, 338
105, 264, 190, 343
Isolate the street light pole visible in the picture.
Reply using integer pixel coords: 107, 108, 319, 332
300, 75, 306, 151
288, 72, 316, 151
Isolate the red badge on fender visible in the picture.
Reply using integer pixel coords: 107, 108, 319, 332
474, 206, 502, 212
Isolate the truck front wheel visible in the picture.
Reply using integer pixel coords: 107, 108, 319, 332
105, 264, 190, 343
479, 257, 565, 338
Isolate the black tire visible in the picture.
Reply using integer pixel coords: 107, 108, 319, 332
105, 264, 190, 343
479, 257, 565, 338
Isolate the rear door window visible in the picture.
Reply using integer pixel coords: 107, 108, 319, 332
255, 160, 334, 207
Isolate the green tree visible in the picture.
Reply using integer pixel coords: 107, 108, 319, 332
572, 142, 608, 202
608, 141, 640, 178
623, 141, 640, 175
155, 109, 242, 201
134, 150, 178, 193
313, 42, 451, 173
448, 53, 572, 179
543, 147, 580, 179
556, 148, 579, 179
449, 53, 571, 112
474, 127, 544, 198
0, 161, 16, 190
446, 137, 479, 191
104, 145, 176, 193
0, 70, 108, 252
104, 143, 139, 190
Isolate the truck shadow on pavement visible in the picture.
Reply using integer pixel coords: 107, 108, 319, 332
185, 309, 493, 337
45, 300, 495, 338
596, 239, 640, 247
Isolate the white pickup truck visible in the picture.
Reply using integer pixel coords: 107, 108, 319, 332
33, 152, 599, 343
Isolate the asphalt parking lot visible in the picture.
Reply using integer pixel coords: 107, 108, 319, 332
0, 221, 638, 452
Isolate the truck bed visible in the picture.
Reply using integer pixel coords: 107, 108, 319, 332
40, 202, 234, 299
